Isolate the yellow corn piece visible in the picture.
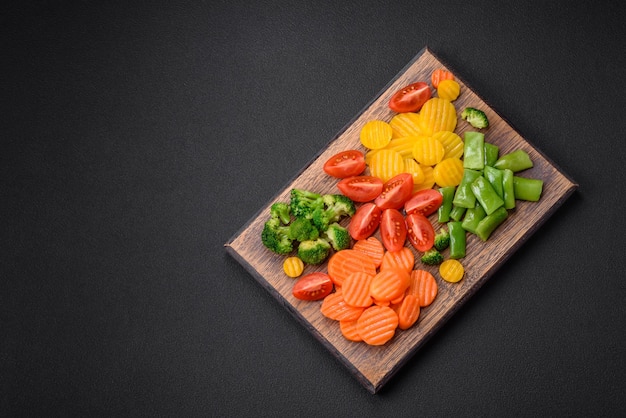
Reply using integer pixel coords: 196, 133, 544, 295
360, 120, 393, 149
413, 164, 435, 192
403, 158, 425, 187
433, 157, 464, 187
389, 112, 422, 138
412, 135, 445, 166
417, 97, 457, 135
368, 149, 405, 182
433, 131, 464, 160
439, 259, 464, 283
283, 256, 304, 278
437, 79, 461, 101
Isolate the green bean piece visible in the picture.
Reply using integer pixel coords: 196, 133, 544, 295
501, 169, 516, 209
449, 205, 467, 222
452, 169, 481, 209
448, 221, 466, 259
475, 207, 508, 241
470, 175, 505, 215
463, 131, 485, 170
437, 186, 456, 223
484, 142, 499, 167
513, 176, 544, 201
493, 149, 533, 172
461, 202, 487, 235
483, 165, 504, 198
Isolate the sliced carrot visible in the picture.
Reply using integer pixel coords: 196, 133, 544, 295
396, 294, 420, 330
407, 269, 438, 307
342, 271, 375, 308
327, 249, 377, 287
339, 319, 363, 342
356, 305, 399, 346
380, 247, 415, 273
352, 237, 385, 268
320, 290, 365, 322
369, 268, 411, 304
431, 68, 454, 89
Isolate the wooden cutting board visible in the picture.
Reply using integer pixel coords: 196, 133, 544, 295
225, 47, 578, 394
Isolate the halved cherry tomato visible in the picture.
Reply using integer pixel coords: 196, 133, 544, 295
380, 208, 407, 252
337, 176, 383, 202
323, 150, 366, 178
292, 272, 334, 301
405, 212, 435, 252
374, 173, 413, 210
388, 82, 432, 113
348, 203, 381, 241
404, 189, 443, 217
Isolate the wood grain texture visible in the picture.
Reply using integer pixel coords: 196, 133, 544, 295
225, 47, 578, 393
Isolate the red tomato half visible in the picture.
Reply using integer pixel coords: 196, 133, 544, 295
380, 208, 407, 252
348, 203, 382, 241
323, 150, 366, 178
374, 173, 414, 210
337, 176, 384, 202
404, 189, 443, 217
292, 272, 334, 301
405, 212, 435, 252
388, 82, 432, 113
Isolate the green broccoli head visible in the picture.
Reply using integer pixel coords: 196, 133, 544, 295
434, 227, 450, 251
261, 218, 294, 255
290, 189, 324, 220
270, 202, 291, 225
461, 107, 489, 129
288, 217, 320, 242
297, 238, 331, 265
421, 248, 444, 266
323, 222, 351, 251
312, 194, 357, 231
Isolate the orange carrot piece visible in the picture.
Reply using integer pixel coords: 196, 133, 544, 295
407, 269, 438, 307
356, 305, 399, 346
327, 249, 377, 287
431, 68, 454, 89
380, 247, 415, 273
396, 294, 420, 330
320, 290, 365, 322
342, 271, 375, 308
339, 319, 363, 342
369, 268, 411, 304
352, 237, 385, 268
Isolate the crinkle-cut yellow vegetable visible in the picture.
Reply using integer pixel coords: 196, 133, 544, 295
403, 158, 425, 186
368, 149, 405, 182
283, 256, 304, 278
360, 120, 393, 149
433, 157, 464, 187
417, 97, 457, 136
437, 79, 461, 101
364, 136, 419, 167
433, 131, 464, 160
412, 135, 445, 166
439, 259, 465, 283
389, 112, 422, 138
413, 164, 435, 192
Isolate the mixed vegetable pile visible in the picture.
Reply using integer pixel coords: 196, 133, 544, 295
260, 67, 544, 346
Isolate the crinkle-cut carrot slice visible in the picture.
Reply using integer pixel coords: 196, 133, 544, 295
368, 149, 405, 183
380, 247, 415, 273
370, 268, 411, 304
433, 157, 464, 188
413, 164, 435, 192
396, 294, 421, 330
403, 158, 426, 187
389, 112, 422, 138
342, 271, 375, 308
439, 259, 465, 283
412, 135, 445, 166
407, 269, 438, 307
433, 131, 464, 160
356, 305, 399, 346
437, 79, 461, 101
417, 97, 457, 136
431, 68, 454, 89
339, 319, 363, 342
360, 120, 393, 150
327, 249, 377, 287
352, 237, 385, 268
320, 291, 365, 322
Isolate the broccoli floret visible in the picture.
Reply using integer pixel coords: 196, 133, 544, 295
270, 202, 291, 225
421, 248, 444, 265
297, 238, 331, 265
312, 194, 356, 231
288, 217, 320, 242
290, 189, 324, 220
461, 107, 489, 129
261, 217, 294, 255
434, 227, 450, 251
323, 222, 351, 251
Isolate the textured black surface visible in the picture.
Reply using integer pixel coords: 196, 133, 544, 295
3, 1, 625, 416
